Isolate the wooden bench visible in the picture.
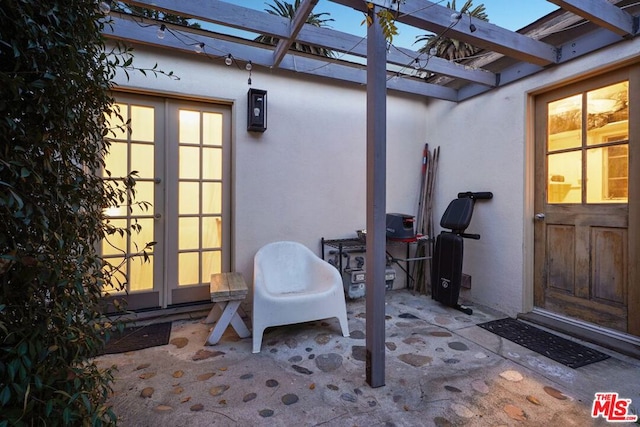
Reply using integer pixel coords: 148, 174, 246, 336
205, 272, 251, 345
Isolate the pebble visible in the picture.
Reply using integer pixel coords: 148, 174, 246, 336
398, 353, 432, 367
266, 379, 279, 388
140, 387, 154, 398
399, 313, 420, 319
196, 372, 215, 381
341, 393, 357, 402
258, 409, 274, 418
351, 346, 366, 361
499, 370, 524, 382
504, 404, 526, 421
543, 386, 567, 400
243, 393, 257, 402
240, 373, 253, 380
327, 384, 339, 391
444, 385, 462, 393
385, 342, 397, 351
154, 405, 172, 412
192, 349, 224, 361
209, 385, 230, 396
172, 370, 184, 378
448, 341, 469, 351
288, 355, 303, 363
403, 337, 426, 345
527, 395, 541, 405
315, 353, 343, 372
451, 403, 474, 418
471, 380, 490, 394
433, 417, 454, 427
429, 331, 453, 337
292, 365, 313, 375
350, 330, 365, 339
169, 337, 188, 348
281, 393, 299, 405
315, 334, 331, 345
136, 363, 151, 370
190, 403, 204, 412
443, 358, 460, 364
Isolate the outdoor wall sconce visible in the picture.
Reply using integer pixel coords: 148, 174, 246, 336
247, 88, 267, 132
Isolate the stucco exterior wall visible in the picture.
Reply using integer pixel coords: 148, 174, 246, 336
113, 45, 429, 292
424, 36, 640, 316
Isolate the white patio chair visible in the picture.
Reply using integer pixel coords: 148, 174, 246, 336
252, 241, 350, 353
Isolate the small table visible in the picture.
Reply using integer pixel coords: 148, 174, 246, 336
205, 272, 251, 345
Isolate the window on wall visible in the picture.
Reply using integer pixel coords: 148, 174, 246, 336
547, 81, 629, 204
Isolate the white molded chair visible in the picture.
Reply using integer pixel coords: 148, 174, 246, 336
252, 241, 350, 353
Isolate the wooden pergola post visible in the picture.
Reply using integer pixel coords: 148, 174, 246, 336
365, 5, 387, 388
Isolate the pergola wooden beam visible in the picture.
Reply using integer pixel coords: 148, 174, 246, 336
272, 0, 319, 67
331, 0, 559, 66
106, 14, 459, 101
547, 0, 637, 38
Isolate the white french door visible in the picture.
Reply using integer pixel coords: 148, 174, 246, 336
102, 93, 231, 311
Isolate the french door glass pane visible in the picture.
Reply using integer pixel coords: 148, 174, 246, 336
130, 257, 154, 292
203, 113, 222, 146
179, 252, 199, 285
201, 251, 221, 282
179, 182, 200, 214
179, 217, 199, 250
586, 145, 628, 203
548, 94, 582, 152
202, 183, 222, 214
105, 142, 128, 177
202, 217, 222, 248
202, 147, 222, 180
586, 82, 628, 146
547, 151, 581, 204
179, 146, 200, 179
130, 106, 154, 142
131, 143, 154, 178
179, 110, 200, 144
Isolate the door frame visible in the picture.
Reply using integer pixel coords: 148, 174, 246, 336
528, 65, 640, 338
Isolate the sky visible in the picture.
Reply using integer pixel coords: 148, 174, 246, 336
223, 0, 560, 50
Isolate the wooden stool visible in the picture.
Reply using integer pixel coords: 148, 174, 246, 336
205, 272, 251, 345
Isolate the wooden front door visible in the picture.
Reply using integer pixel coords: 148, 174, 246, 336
534, 67, 640, 337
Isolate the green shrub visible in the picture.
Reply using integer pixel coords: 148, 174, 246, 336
0, 1, 142, 425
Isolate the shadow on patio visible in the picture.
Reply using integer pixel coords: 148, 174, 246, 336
95, 290, 639, 426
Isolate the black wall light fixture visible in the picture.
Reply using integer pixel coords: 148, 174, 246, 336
247, 88, 267, 132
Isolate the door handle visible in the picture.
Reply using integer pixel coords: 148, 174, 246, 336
534, 213, 545, 220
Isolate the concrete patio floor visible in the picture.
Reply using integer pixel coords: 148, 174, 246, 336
95, 289, 640, 426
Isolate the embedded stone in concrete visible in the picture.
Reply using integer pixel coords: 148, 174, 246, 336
243, 393, 257, 402
504, 404, 526, 421
305, 347, 313, 352
288, 355, 303, 363
140, 387, 154, 398
139, 372, 156, 380
499, 370, 524, 382
315, 334, 331, 345
445, 385, 462, 393
197, 372, 215, 381
209, 385, 230, 396
190, 403, 204, 412
451, 403, 474, 418
398, 353, 432, 367
327, 384, 339, 391
154, 405, 172, 412
281, 393, 299, 405
471, 380, 490, 394
433, 416, 454, 427
240, 373, 253, 380
399, 313, 420, 319
266, 379, 279, 388
308, 354, 315, 360
170, 337, 188, 348
448, 341, 469, 351
292, 365, 313, 375
172, 370, 184, 378
192, 349, 225, 361
429, 331, 453, 337
258, 409, 274, 418
285, 338, 298, 349
385, 342, 397, 351
315, 353, 343, 372
351, 346, 366, 361
350, 330, 365, 339
136, 363, 151, 370
444, 358, 460, 364
341, 393, 357, 402
527, 395, 542, 405
434, 316, 452, 325
474, 352, 488, 359
403, 337, 426, 345
172, 386, 184, 394
543, 386, 568, 400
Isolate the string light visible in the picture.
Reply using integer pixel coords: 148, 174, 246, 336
245, 61, 252, 71
450, 12, 462, 23
224, 54, 233, 66
157, 24, 166, 39
194, 42, 204, 53
98, 0, 111, 15
413, 58, 420, 70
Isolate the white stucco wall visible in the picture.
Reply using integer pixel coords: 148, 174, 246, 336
424, 36, 640, 316
112, 35, 640, 316
112, 44, 429, 292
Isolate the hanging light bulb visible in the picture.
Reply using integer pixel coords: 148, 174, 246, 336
224, 54, 233, 66
156, 24, 166, 39
195, 42, 204, 54
450, 12, 462, 23
469, 23, 477, 32
98, 0, 111, 15
413, 59, 420, 70
429, 47, 437, 56
245, 61, 253, 71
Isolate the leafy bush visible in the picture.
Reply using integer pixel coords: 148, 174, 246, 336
0, 1, 141, 425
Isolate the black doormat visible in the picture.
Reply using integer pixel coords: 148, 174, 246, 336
99, 322, 172, 355
478, 318, 610, 368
